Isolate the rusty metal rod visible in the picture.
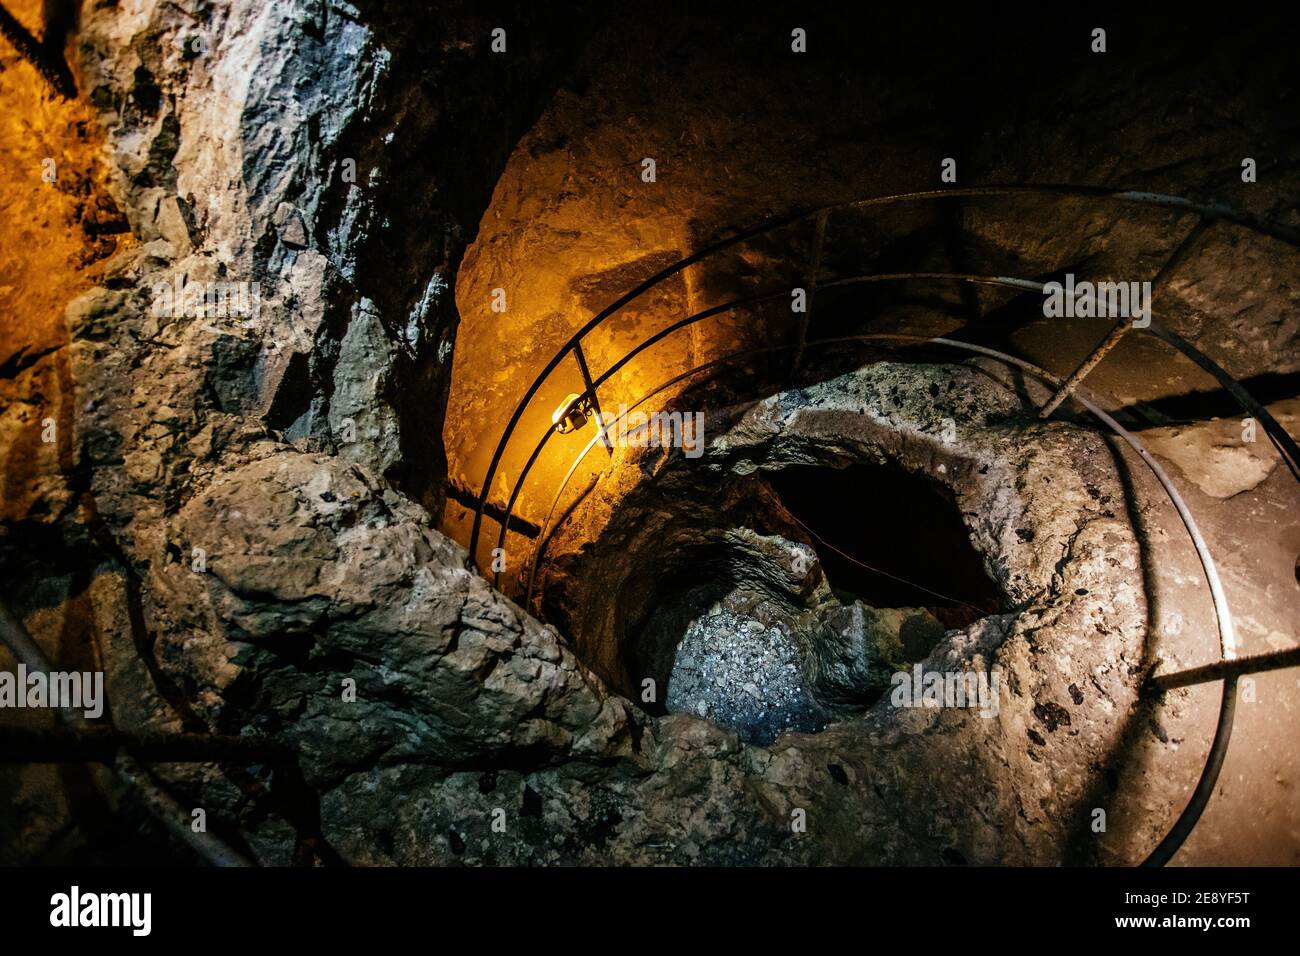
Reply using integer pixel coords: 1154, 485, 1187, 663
573, 343, 612, 457
1038, 318, 1134, 418
0, 599, 252, 866
1147, 645, 1300, 693
0, 1, 76, 98
1039, 219, 1210, 419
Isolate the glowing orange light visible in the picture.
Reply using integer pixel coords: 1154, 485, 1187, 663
551, 393, 594, 434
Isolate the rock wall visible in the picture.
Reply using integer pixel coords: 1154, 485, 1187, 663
442, 9, 1300, 561
6, 0, 618, 863
523, 362, 1151, 865
4, 2, 1247, 865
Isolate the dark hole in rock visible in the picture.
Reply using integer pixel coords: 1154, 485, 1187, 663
619, 458, 1006, 745
765, 462, 1004, 629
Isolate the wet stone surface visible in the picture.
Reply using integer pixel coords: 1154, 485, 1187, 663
665, 600, 829, 744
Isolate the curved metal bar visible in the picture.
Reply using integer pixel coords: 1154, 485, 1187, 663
489, 288, 794, 580
860, 333, 1240, 867
524, 329, 1248, 866
491, 420, 558, 585
819, 272, 1048, 293
842, 186, 1300, 247
1146, 320, 1300, 479
1142, 678, 1238, 866
484, 271, 1300, 585
469, 185, 1300, 567
524, 344, 797, 603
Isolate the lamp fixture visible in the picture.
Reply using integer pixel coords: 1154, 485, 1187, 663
551, 392, 595, 434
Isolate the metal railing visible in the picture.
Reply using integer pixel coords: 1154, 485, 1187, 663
464, 184, 1300, 866
5, 184, 1299, 866
468, 184, 1300, 583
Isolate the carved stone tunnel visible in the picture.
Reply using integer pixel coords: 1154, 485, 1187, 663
1, 1, 1299, 874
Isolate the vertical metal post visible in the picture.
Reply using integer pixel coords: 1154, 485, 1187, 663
572, 343, 612, 456
1039, 218, 1209, 418
1038, 317, 1133, 418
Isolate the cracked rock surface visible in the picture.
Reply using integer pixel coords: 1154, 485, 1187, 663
523, 361, 1149, 863
0, 0, 1204, 865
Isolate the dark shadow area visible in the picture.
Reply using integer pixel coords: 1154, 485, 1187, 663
765, 461, 1004, 629
1117, 370, 1300, 425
